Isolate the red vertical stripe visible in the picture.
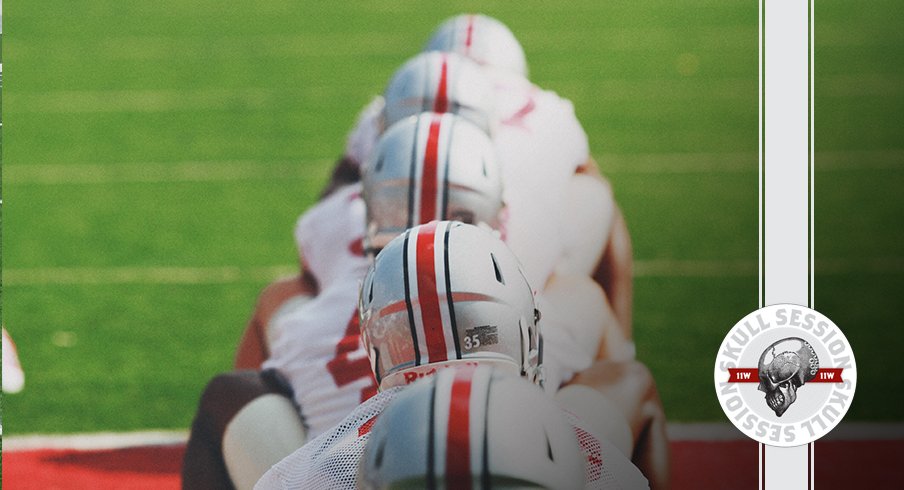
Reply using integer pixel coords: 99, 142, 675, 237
415, 222, 447, 362
464, 15, 475, 56
420, 116, 442, 223
433, 55, 449, 114
446, 371, 473, 489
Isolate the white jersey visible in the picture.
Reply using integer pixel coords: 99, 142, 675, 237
255, 388, 648, 490
489, 68, 594, 289
269, 183, 377, 439
293, 183, 369, 292
283, 76, 610, 420
489, 71, 609, 388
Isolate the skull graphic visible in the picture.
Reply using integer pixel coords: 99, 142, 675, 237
757, 337, 819, 417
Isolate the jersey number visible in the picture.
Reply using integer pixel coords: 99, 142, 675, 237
326, 310, 378, 402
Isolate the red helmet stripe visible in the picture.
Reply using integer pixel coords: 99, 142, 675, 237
415, 221, 448, 363
433, 55, 449, 114
464, 15, 476, 56
446, 369, 473, 488
419, 115, 443, 223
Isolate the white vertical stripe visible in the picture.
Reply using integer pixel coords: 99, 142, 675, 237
764, 0, 810, 308
434, 118, 449, 222
434, 222, 458, 360
761, 0, 812, 488
407, 231, 430, 364
765, 445, 810, 489
412, 118, 430, 225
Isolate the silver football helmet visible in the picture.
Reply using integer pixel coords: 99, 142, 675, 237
359, 365, 584, 490
424, 14, 528, 78
382, 51, 496, 135
362, 112, 504, 252
359, 221, 541, 390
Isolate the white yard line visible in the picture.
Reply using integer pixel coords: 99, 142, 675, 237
597, 149, 904, 174
2, 265, 298, 286
3, 258, 902, 287
5, 160, 332, 185
6, 73, 899, 114
2, 430, 190, 451
5, 150, 900, 186
9, 88, 283, 114
4, 423, 902, 451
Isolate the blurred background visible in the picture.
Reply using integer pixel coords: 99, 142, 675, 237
2, 0, 902, 438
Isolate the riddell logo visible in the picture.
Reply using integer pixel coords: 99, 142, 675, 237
714, 304, 857, 447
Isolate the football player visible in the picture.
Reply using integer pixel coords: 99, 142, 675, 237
358, 366, 591, 489
286, 13, 635, 359
182, 112, 507, 490
357, 365, 649, 490
254, 222, 666, 489
425, 13, 635, 355
234, 51, 498, 370
237, 25, 634, 370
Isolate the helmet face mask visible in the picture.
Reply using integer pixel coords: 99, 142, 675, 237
359, 222, 541, 390
362, 112, 504, 254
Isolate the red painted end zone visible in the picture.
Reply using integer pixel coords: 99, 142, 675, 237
2, 440, 902, 489
2, 444, 185, 489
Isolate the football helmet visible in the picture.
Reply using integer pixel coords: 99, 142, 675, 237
424, 14, 528, 78
359, 365, 584, 489
361, 112, 504, 252
382, 51, 496, 135
359, 221, 541, 389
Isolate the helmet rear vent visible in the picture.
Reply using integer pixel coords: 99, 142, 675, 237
374, 438, 387, 468
545, 429, 554, 461
490, 253, 505, 284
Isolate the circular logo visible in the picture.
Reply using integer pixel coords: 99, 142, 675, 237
713, 304, 857, 447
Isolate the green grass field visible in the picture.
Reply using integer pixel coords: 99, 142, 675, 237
3, 1, 902, 433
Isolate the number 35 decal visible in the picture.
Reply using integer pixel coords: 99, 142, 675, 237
463, 334, 481, 350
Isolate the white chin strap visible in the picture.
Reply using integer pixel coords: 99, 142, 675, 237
222, 394, 307, 490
